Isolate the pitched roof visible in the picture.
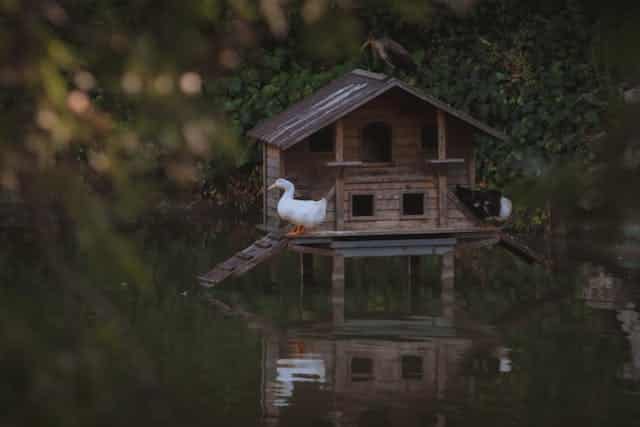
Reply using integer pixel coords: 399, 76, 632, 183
248, 69, 508, 149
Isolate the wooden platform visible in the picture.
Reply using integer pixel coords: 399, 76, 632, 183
198, 226, 545, 287
258, 224, 500, 239
294, 237, 458, 258
497, 232, 547, 265
197, 232, 288, 287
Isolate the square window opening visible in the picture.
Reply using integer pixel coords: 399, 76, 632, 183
402, 355, 423, 380
352, 194, 374, 217
403, 193, 424, 216
351, 357, 373, 382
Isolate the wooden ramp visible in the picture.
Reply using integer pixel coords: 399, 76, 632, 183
498, 232, 546, 265
197, 232, 288, 287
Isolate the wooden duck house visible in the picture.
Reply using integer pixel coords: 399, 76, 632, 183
250, 69, 507, 235
198, 69, 541, 287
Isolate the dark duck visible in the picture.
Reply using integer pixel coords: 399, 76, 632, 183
455, 185, 512, 221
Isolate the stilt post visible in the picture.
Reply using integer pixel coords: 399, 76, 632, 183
437, 110, 448, 227
335, 119, 344, 230
299, 253, 314, 314
331, 255, 345, 325
407, 256, 421, 313
301, 253, 314, 285
441, 251, 455, 321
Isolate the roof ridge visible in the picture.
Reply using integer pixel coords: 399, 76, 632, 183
351, 69, 388, 80
248, 69, 508, 147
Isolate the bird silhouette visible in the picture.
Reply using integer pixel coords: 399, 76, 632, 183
361, 33, 417, 73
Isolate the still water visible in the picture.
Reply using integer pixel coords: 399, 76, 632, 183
1, 218, 639, 426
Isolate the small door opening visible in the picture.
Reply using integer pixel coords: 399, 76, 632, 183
351, 357, 373, 382
352, 194, 374, 217
401, 355, 423, 379
402, 193, 424, 216
361, 122, 392, 162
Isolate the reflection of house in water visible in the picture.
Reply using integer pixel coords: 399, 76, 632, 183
579, 263, 640, 382
618, 304, 640, 382
579, 263, 628, 310
261, 317, 494, 426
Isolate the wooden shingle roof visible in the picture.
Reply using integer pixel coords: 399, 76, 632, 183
248, 69, 508, 149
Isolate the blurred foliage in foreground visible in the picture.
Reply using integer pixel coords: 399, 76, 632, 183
0, 223, 263, 427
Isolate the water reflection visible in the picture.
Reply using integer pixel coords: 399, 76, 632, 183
6, 220, 640, 426
260, 280, 504, 427
262, 317, 496, 426
580, 263, 629, 310
618, 304, 640, 381
247, 253, 640, 426
579, 263, 640, 382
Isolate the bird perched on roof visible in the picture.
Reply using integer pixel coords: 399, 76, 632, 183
361, 33, 417, 73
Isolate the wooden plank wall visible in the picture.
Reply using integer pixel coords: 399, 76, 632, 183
340, 89, 475, 230
447, 201, 474, 227
265, 139, 338, 229
339, 178, 474, 230
444, 123, 476, 226
264, 89, 478, 231
446, 122, 475, 188
437, 110, 448, 227
278, 135, 337, 231
265, 145, 282, 228
343, 178, 437, 230
281, 140, 335, 197
335, 119, 345, 230
333, 340, 438, 396
262, 143, 267, 227
341, 91, 424, 170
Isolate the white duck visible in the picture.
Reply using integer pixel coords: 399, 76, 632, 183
267, 178, 327, 236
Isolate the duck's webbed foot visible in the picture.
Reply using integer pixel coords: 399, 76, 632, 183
286, 225, 306, 237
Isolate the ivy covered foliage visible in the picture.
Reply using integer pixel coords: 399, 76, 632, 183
419, 1, 605, 185
212, 0, 607, 188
